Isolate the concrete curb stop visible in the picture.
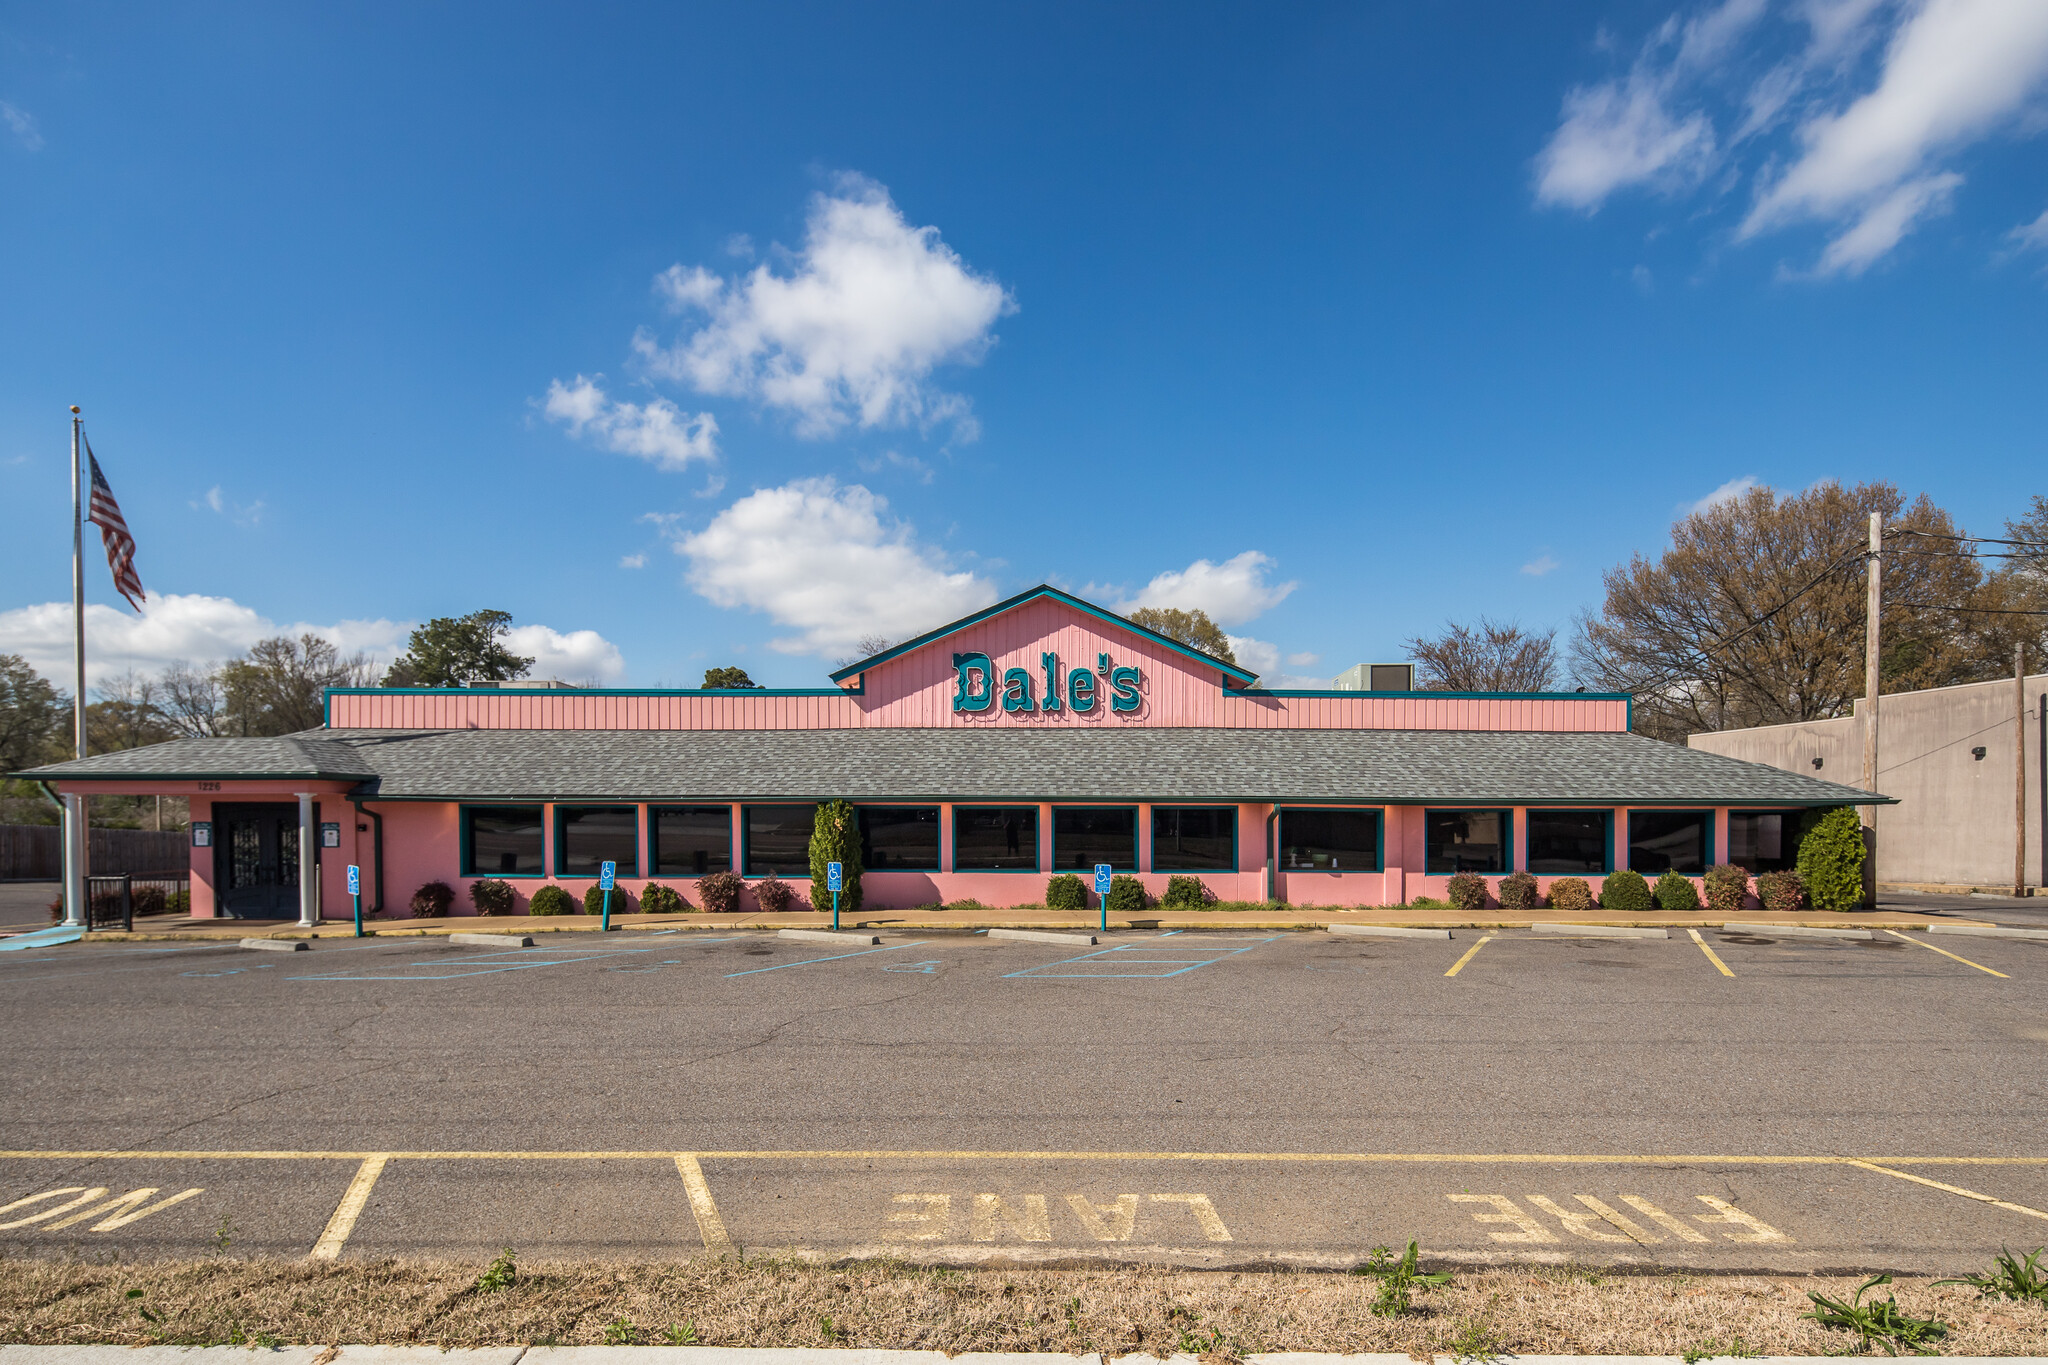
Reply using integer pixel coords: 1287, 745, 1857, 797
1735, 922, 1872, 940
450, 933, 535, 948
988, 928, 1098, 946
238, 937, 309, 952
1927, 923, 2048, 941
779, 928, 883, 946
1531, 923, 1667, 939
1327, 924, 1452, 940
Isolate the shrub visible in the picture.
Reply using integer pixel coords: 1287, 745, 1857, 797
1548, 877, 1594, 913
528, 884, 575, 916
1497, 870, 1538, 910
1105, 874, 1149, 915
166, 890, 190, 916
409, 880, 455, 919
1653, 869, 1702, 911
1160, 875, 1210, 908
584, 883, 631, 916
754, 874, 792, 913
132, 884, 168, 917
1757, 869, 1807, 913
1045, 873, 1086, 910
808, 798, 863, 917
697, 870, 743, 914
470, 879, 515, 916
639, 883, 687, 915
1598, 869, 1652, 912
1445, 872, 1488, 910
1798, 806, 1866, 912
1704, 864, 1750, 915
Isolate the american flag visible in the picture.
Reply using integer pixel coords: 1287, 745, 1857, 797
85, 439, 146, 612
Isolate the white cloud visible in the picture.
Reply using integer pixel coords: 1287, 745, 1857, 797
1227, 636, 1331, 689
191, 484, 264, 526
1112, 551, 1296, 628
857, 449, 936, 484
675, 477, 997, 657
1684, 474, 1763, 514
619, 553, 647, 569
2009, 205, 2048, 253
1, 100, 43, 152
501, 624, 626, 683
544, 375, 718, 470
1284, 650, 1322, 668
634, 175, 1013, 439
203, 486, 223, 512
1810, 170, 1962, 273
1521, 553, 1562, 576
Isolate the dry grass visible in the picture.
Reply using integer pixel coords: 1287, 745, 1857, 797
3, 1256, 2047, 1356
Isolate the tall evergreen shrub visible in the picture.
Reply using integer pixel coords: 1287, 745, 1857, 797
1797, 806, 1867, 912
808, 798, 864, 916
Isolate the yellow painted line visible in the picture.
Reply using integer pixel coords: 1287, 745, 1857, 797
674, 1154, 734, 1255
1688, 928, 1735, 977
309, 1154, 387, 1260
1885, 929, 2009, 977
1846, 1160, 2048, 1222
4, 1147, 2048, 1165
1444, 933, 1494, 977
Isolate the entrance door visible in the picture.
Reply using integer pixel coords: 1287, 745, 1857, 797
212, 803, 306, 919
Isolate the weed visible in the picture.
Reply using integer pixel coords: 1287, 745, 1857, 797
1935, 1246, 2048, 1305
1354, 1240, 1453, 1318
601, 1318, 642, 1346
213, 1215, 237, 1253
1803, 1274, 1948, 1356
126, 1289, 145, 1300
474, 1248, 517, 1294
1682, 1336, 1758, 1362
1064, 1296, 1082, 1332
818, 1313, 847, 1343
662, 1322, 699, 1345
249, 1329, 284, 1350
224, 1321, 247, 1347
1445, 1314, 1505, 1363
1178, 1323, 1234, 1356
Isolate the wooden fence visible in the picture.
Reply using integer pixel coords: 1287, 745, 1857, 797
0, 824, 190, 881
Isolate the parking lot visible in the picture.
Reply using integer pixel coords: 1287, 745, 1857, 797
2, 922, 2044, 1273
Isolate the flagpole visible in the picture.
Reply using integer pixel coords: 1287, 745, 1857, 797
61, 406, 86, 928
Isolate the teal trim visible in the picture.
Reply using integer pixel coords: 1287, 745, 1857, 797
1050, 805, 1140, 873
325, 685, 858, 700
825, 584, 1259, 686
1625, 808, 1713, 876
459, 803, 548, 878
854, 804, 943, 873
648, 804, 735, 878
1276, 806, 1386, 873
952, 804, 1041, 872
1423, 808, 1514, 875
741, 802, 817, 879
1523, 808, 1613, 876
1235, 688, 1634, 702
553, 804, 640, 878
1149, 805, 1239, 874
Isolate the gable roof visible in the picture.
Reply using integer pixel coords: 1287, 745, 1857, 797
826, 583, 1261, 687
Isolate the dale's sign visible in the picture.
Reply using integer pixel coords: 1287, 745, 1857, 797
953, 652, 1141, 714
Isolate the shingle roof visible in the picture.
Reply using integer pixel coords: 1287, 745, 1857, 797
16, 726, 1887, 805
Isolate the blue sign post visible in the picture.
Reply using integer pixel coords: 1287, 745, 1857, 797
1094, 863, 1113, 934
346, 864, 362, 938
826, 861, 843, 931
599, 861, 616, 932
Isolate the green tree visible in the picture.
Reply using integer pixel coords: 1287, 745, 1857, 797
701, 666, 761, 689
221, 635, 376, 736
383, 610, 533, 687
808, 798, 863, 916
1798, 806, 1868, 912
0, 654, 67, 774
1405, 619, 1559, 691
1125, 607, 1237, 665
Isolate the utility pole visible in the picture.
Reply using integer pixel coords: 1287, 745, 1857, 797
2019, 643, 2029, 900
1861, 512, 1881, 906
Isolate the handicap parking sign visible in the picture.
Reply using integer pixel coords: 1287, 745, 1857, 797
1094, 863, 1113, 895
346, 865, 360, 896
826, 861, 843, 892
599, 861, 616, 890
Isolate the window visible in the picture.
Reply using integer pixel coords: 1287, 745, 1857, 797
651, 806, 731, 877
1152, 807, 1237, 871
954, 806, 1038, 871
1728, 811, 1798, 873
1426, 809, 1509, 874
859, 806, 941, 871
1279, 809, 1381, 871
464, 805, 544, 877
1628, 809, 1709, 875
1053, 807, 1137, 871
1527, 810, 1609, 876
744, 804, 815, 877
556, 806, 638, 878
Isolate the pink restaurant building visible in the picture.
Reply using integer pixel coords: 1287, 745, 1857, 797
22, 587, 1878, 920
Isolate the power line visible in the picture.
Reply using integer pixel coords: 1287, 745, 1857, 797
1892, 601, 2048, 616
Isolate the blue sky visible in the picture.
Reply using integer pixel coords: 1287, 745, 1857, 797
3, 1, 2045, 691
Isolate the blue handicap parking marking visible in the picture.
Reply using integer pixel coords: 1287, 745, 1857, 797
1004, 932, 1283, 980
884, 960, 942, 973
724, 941, 930, 977
290, 946, 657, 981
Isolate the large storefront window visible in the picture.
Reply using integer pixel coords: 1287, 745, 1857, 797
1053, 807, 1136, 871
1153, 807, 1236, 871
859, 806, 941, 871
1728, 811, 1798, 873
557, 806, 638, 877
463, 805, 544, 877
1628, 809, 1708, 875
954, 806, 1037, 871
1425, 809, 1509, 874
1527, 810, 1609, 875
1280, 809, 1381, 870
745, 804, 815, 877
651, 806, 731, 877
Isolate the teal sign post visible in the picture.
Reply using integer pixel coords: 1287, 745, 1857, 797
1094, 863, 1113, 934
827, 861, 843, 931
599, 861, 616, 932
347, 864, 362, 938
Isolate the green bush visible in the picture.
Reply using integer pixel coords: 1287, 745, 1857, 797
1798, 806, 1866, 912
639, 883, 687, 915
1497, 870, 1538, 910
1105, 874, 1149, 915
697, 870, 742, 913
754, 875, 794, 912
528, 885, 574, 916
583, 883, 632, 915
1445, 872, 1487, 910
1703, 864, 1749, 915
1653, 869, 1701, 911
409, 881, 455, 919
166, 889, 190, 916
1547, 877, 1594, 913
1756, 869, 1806, 913
1599, 869, 1652, 912
808, 798, 863, 917
470, 879, 515, 916
1160, 875, 1209, 908
1045, 873, 1086, 910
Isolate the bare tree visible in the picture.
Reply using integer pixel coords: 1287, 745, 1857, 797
159, 660, 229, 738
220, 635, 376, 735
1405, 619, 1559, 692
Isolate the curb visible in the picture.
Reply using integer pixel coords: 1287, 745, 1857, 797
1532, 923, 1667, 939
778, 929, 882, 946
987, 928, 1098, 946
238, 937, 309, 952
450, 933, 535, 948
1327, 924, 1451, 940
1734, 923, 1872, 940
1927, 923, 2048, 941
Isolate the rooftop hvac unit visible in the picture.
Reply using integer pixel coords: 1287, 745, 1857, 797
1333, 662, 1413, 692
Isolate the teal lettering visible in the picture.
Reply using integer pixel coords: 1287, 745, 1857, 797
1110, 667, 1142, 712
1068, 667, 1097, 711
1041, 653, 1063, 711
953, 652, 994, 712
1001, 667, 1036, 712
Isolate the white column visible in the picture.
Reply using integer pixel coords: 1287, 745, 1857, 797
297, 793, 317, 928
60, 792, 87, 927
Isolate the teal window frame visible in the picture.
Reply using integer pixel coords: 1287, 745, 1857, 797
1726, 808, 1800, 873
1525, 809, 1613, 876
1150, 805, 1238, 873
952, 805, 1041, 872
554, 804, 640, 879
1626, 808, 1713, 876
1050, 805, 1141, 873
856, 805, 943, 873
649, 804, 734, 878
460, 803, 548, 879
1278, 807, 1384, 872
742, 803, 817, 879
1423, 808, 1514, 875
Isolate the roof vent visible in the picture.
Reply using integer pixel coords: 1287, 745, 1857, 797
1333, 663, 1413, 692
